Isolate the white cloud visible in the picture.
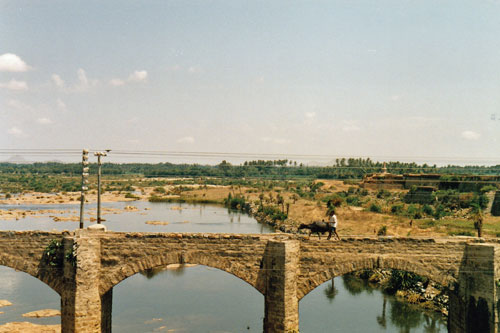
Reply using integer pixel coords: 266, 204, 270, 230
391, 95, 400, 101
7, 126, 25, 137
109, 78, 125, 86
73, 68, 98, 92
305, 112, 316, 119
7, 99, 32, 111
0, 79, 28, 91
109, 70, 148, 87
56, 99, 67, 112
461, 130, 480, 140
0, 53, 31, 72
177, 136, 195, 143
51, 74, 65, 88
37, 117, 53, 125
128, 70, 148, 82
77, 68, 89, 87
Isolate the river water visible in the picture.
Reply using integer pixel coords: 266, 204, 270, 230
0, 201, 446, 332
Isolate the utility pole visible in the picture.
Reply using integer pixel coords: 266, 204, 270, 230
79, 149, 90, 229
94, 150, 110, 224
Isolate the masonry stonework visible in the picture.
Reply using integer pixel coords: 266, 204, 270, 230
0, 230, 499, 332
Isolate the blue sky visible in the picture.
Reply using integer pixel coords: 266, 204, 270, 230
1, 0, 500, 164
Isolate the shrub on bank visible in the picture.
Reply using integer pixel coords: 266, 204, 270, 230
369, 203, 381, 213
385, 270, 428, 294
377, 225, 387, 236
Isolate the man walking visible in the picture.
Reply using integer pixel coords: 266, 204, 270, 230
328, 208, 341, 240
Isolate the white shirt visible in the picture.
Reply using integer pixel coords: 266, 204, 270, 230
329, 214, 338, 228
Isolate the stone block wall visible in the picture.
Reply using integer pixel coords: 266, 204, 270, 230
0, 230, 68, 294
98, 232, 290, 295
0, 230, 498, 332
297, 237, 467, 299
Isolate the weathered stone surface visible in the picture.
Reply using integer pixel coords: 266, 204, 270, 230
0, 230, 498, 332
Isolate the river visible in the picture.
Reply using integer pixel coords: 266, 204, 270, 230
0, 201, 446, 332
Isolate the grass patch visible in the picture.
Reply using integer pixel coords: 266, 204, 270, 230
448, 230, 474, 237
148, 195, 220, 204
417, 219, 436, 229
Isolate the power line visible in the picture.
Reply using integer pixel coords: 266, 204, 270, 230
1, 148, 500, 164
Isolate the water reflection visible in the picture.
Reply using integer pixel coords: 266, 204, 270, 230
113, 265, 264, 332
377, 295, 388, 329
300, 274, 447, 332
342, 274, 376, 296
339, 274, 445, 332
389, 298, 424, 332
323, 279, 338, 303
0, 267, 60, 326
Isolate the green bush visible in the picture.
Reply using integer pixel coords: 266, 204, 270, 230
124, 192, 139, 200
346, 195, 361, 206
322, 194, 344, 207
359, 189, 369, 196
391, 204, 404, 215
480, 185, 497, 193
422, 204, 434, 216
260, 205, 287, 221
44, 240, 64, 267
154, 186, 166, 194
369, 203, 381, 213
376, 189, 391, 199
385, 270, 427, 294
148, 195, 175, 203
433, 204, 447, 220
406, 204, 422, 219
224, 193, 251, 213
377, 225, 387, 236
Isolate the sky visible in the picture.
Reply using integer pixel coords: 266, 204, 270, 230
1, 0, 500, 165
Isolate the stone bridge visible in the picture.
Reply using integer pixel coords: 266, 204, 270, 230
0, 229, 499, 332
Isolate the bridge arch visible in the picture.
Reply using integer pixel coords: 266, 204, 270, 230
100, 250, 265, 295
297, 257, 457, 300
0, 255, 64, 295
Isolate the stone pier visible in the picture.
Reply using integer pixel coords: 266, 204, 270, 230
449, 243, 500, 333
263, 239, 299, 333
61, 230, 109, 333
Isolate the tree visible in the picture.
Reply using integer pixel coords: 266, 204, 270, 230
277, 194, 284, 213
470, 204, 484, 238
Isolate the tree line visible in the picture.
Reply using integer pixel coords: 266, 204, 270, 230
1, 159, 500, 180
